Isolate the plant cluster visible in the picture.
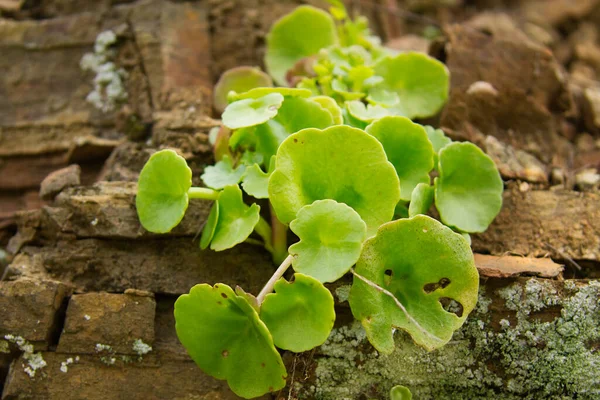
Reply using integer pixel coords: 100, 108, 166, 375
135, 2, 503, 398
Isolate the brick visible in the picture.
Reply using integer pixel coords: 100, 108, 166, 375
57, 292, 155, 355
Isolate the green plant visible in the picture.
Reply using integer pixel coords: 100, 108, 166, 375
135, 2, 503, 398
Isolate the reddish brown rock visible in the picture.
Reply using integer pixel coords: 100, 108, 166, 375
39, 165, 81, 201
474, 254, 563, 278
0, 279, 71, 350
57, 292, 155, 355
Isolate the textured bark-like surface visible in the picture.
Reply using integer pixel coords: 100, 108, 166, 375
472, 183, 600, 261
57, 292, 155, 355
0, 279, 71, 350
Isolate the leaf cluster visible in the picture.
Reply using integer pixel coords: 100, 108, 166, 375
134, 3, 504, 399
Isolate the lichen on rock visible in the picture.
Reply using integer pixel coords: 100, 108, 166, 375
304, 279, 600, 399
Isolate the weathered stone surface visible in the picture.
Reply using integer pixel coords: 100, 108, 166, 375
582, 86, 600, 133
441, 25, 574, 165
484, 136, 548, 183
57, 292, 155, 355
9, 239, 274, 295
42, 182, 211, 240
474, 254, 563, 278
300, 278, 600, 399
472, 184, 600, 261
2, 353, 244, 400
39, 165, 81, 201
0, 279, 71, 350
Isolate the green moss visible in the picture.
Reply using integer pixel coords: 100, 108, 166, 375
304, 279, 600, 399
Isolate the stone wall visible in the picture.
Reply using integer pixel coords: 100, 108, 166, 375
1, 0, 600, 399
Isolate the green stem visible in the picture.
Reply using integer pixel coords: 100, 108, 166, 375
188, 187, 220, 200
270, 203, 289, 265
256, 255, 294, 304
254, 216, 274, 254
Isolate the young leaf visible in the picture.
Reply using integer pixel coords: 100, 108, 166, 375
331, 79, 365, 100
374, 52, 449, 119
346, 100, 391, 123
260, 273, 335, 352
200, 201, 219, 250
222, 93, 284, 130
434, 142, 503, 233
366, 116, 434, 201
367, 87, 400, 107
213, 67, 273, 113
265, 5, 338, 86
210, 185, 261, 251
423, 125, 452, 167
408, 183, 434, 218
228, 87, 312, 102
241, 157, 276, 199
348, 215, 479, 354
136, 149, 191, 233
289, 200, 367, 283
253, 96, 334, 161
201, 155, 246, 190
311, 96, 344, 124
390, 385, 412, 400
268, 125, 400, 236
175, 283, 287, 399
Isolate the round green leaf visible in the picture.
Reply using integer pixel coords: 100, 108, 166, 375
435, 142, 503, 233
408, 183, 434, 218
390, 385, 412, 400
229, 87, 312, 102
210, 185, 261, 251
213, 66, 273, 113
346, 100, 392, 123
136, 149, 191, 233
268, 125, 400, 236
289, 200, 367, 283
366, 116, 434, 201
175, 283, 287, 399
260, 273, 335, 352
265, 5, 337, 86
222, 93, 284, 130
348, 215, 479, 354
367, 87, 400, 107
200, 201, 219, 250
311, 96, 343, 125
374, 52, 449, 119
201, 155, 246, 190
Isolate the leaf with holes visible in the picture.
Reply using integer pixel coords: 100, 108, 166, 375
209, 185, 261, 251
222, 93, 284, 130
374, 52, 449, 119
348, 215, 479, 354
390, 385, 412, 400
241, 157, 276, 199
136, 149, 191, 233
260, 273, 335, 352
265, 5, 337, 85
408, 183, 434, 218
201, 155, 246, 190
289, 200, 367, 283
213, 67, 273, 113
269, 125, 400, 236
175, 283, 287, 399
366, 116, 434, 201
435, 142, 503, 233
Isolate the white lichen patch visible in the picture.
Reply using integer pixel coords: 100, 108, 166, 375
305, 279, 600, 399
4, 334, 47, 378
80, 30, 128, 113
95, 343, 112, 353
334, 285, 352, 303
59, 357, 75, 373
132, 339, 152, 356
84, 314, 91, 321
